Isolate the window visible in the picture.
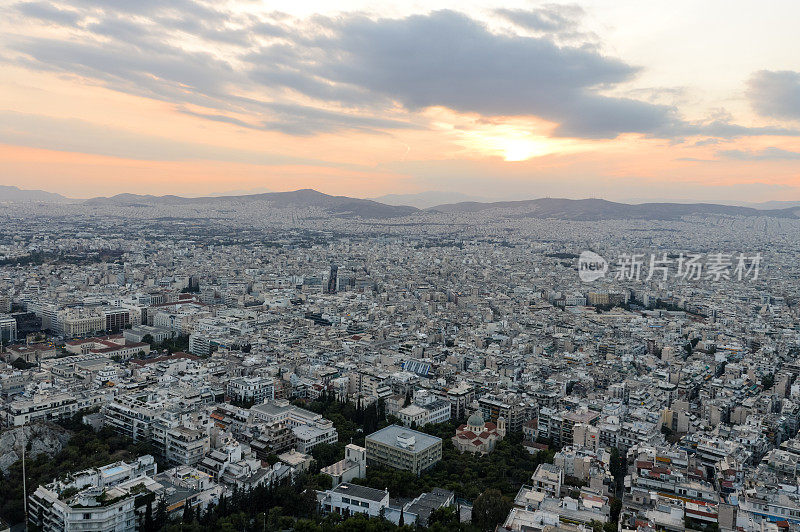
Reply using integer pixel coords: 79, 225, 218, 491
341, 497, 350, 504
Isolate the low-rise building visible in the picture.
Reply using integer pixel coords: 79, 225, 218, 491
318, 482, 390, 517
365, 425, 442, 475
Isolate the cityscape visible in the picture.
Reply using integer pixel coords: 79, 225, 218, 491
1, 192, 799, 532
3, 1, 800, 532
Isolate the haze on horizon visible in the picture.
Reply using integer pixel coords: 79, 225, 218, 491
1, 0, 800, 202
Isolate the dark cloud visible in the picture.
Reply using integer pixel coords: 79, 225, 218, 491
718, 147, 800, 161
747, 70, 800, 121
7, 1, 799, 140
295, 10, 680, 138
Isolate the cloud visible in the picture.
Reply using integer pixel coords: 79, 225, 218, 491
747, 70, 800, 121
280, 10, 678, 138
717, 147, 800, 161
6, 1, 799, 141
0, 110, 355, 168
494, 4, 586, 34
15, 2, 81, 26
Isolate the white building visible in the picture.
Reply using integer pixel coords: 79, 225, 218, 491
318, 482, 390, 517
321, 444, 367, 485
227, 376, 275, 404
28, 456, 157, 532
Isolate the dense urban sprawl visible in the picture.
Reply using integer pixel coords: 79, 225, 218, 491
1, 199, 800, 532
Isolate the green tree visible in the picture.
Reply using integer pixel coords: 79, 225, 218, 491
311, 442, 340, 468
471, 489, 511, 531
183, 502, 194, 523
155, 498, 168, 529
143, 501, 155, 532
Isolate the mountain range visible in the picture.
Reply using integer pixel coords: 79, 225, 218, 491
83, 189, 419, 219
372, 190, 484, 208
3, 186, 800, 221
0, 185, 71, 203
428, 197, 800, 220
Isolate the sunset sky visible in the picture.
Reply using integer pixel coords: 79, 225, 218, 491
2, 0, 800, 201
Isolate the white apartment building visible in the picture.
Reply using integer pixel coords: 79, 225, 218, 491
227, 376, 275, 404
2, 392, 83, 427
292, 420, 339, 453
28, 456, 156, 532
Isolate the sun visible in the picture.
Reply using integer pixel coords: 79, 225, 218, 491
499, 137, 554, 161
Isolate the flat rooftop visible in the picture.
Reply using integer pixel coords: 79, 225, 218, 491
365, 425, 442, 451
331, 482, 387, 502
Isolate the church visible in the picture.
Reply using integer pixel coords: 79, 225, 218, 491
452, 412, 506, 454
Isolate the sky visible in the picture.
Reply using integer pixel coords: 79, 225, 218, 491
1, 0, 800, 201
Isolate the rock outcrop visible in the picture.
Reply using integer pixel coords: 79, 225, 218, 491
0, 423, 71, 474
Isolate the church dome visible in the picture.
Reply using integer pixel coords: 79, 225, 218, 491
467, 412, 485, 428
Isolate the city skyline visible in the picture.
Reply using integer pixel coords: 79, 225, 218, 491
2, 1, 800, 201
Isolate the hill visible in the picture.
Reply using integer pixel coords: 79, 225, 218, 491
428, 197, 800, 220
84, 189, 420, 219
0, 185, 70, 203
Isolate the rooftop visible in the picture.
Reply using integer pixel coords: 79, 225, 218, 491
365, 425, 442, 451
331, 482, 388, 503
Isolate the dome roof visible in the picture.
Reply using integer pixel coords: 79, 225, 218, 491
467, 412, 485, 427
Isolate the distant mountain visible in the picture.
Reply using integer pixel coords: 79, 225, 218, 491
206, 186, 273, 197
84, 189, 419, 219
373, 191, 484, 209
622, 198, 800, 210
741, 200, 800, 210
10, 185, 800, 221
0, 185, 71, 203
83, 193, 196, 206
428, 197, 800, 220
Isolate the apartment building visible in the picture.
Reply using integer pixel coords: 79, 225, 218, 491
292, 420, 338, 453
103, 395, 160, 441
478, 394, 529, 432
27, 456, 156, 532
0, 314, 17, 343
227, 376, 275, 404
3, 392, 79, 427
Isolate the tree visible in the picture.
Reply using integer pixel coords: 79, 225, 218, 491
428, 507, 460, 528
311, 442, 340, 468
155, 498, 168, 529
398, 507, 404, 526
143, 501, 155, 532
183, 502, 194, 523
472, 489, 511, 531
610, 447, 626, 493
